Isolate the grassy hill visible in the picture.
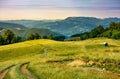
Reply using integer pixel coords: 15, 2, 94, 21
0, 38, 120, 79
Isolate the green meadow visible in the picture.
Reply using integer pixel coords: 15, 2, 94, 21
0, 38, 120, 79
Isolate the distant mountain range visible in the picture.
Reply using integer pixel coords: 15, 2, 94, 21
0, 22, 62, 38
1, 17, 120, 36
0, 22, 26, 30
11, 28, 63, 38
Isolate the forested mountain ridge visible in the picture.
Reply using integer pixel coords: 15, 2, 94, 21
3, 17, 120, 36
0, 22, 62, 38
0, 22, 27, 30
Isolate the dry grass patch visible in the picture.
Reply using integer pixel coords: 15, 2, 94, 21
68, 60, 86, 67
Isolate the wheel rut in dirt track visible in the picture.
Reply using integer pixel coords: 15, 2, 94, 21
0, 65, 14, 79
20, 63, 35, 79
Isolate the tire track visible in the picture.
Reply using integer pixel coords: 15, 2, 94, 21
0, 65, 14, 79
0, 69, 9, 79
20, 64, 35, 79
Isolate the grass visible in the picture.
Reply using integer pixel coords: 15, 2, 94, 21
0, 38, 120, 79
29, 62, 119, 79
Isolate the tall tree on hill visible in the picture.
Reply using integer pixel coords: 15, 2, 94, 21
3, 29, 15, 44
89, 25, 104, 38
109, 22, 116, 31
80, 32, 89, 40
0, 35, 4, 45
42, 35, 48, 39
34, 33, 40, 39
26, 34, 35, 40
116, 22, 120, 30
109, 22, 120, 31
48, 34, 54, 40
11, 36, 21, 43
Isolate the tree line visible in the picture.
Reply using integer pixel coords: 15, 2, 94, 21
0, 30, 21, 45
71, 22, 120, 40
26, 33, 65, 41
0, 30, 65, 45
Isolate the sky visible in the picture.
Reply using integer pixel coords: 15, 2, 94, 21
0, 0, 120, 20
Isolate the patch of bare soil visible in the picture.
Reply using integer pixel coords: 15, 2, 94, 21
20, 64, 35, 79
67, 60, 87, 67
0, 69, 9, 79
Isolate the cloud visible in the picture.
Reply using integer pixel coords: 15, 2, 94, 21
0, 0, 120, 19
0, 0, 120, 10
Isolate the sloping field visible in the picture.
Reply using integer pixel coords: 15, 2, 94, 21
0, 38, 120, 79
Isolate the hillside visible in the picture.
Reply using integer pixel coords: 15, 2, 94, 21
23, 28, 62, 37
0, 21, 63, 38
3, 17, 120, 36
0, 38, 120, 79
0, 22, 27, 30
71, 22, 120, 40
10, 28, 63, 39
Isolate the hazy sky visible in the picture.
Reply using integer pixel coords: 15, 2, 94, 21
0, 0, 120, 19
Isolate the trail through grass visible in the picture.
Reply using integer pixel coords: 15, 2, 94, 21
20, 63, 36, 79
0, 65, 14, 79
0, 69, 9, 79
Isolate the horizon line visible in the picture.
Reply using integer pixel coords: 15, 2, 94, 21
0, 16, 120, 20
